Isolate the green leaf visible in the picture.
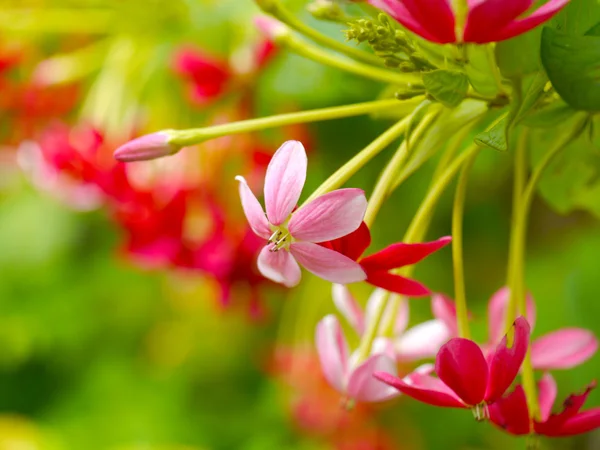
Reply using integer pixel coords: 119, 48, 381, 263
522, 101, 577, 128
465, 45, 501, 97
422, 69, 469, 108
540, 27, 600, 112
474, 112, 509, 151
514, 72, 549, 123
495, 28, 542, 78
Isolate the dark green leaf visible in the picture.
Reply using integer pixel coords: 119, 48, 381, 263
541, 27, 600, 112
422, 69, 469, 108
474, 112, 509, 152
495, 28, 542, 78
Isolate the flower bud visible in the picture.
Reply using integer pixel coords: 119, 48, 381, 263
113, 131, 179, 162
254, 15, 290, 42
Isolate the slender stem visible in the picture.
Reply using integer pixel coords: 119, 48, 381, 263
302, 113, 416, 205
452, 148, 480, 340
280, 33, 420, 86
264, 1, 383, 66
364, 107, 439, 227
170, 98, 415, 147
355, 291, 390, 362
506, 116, 588, 421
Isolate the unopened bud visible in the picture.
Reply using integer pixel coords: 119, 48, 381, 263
254, 15, 290, 41
307, 0, 346, 22
253, 0, 280, 13
113, 131, 179, 162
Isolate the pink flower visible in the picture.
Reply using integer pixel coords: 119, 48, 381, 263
321, 222, 451, 296
374, 317, 531, 412
483, 287, 598, 370
113, 131, 178, 162
236, 140, 367, 287
332, 285, 458, 361
489, 373, 600, 437
369, 0, 569, 44
316, 314, 400, 403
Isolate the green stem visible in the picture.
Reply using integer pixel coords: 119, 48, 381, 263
263, 0, 383, 66
506, 116, 588, 421
355, 291, 390, 362
302, 113, 416, 205
364, 107, 439, 227
280, 33, 420, 86
452, 148, 480, 340
486, 44, 506, 95
170, 98, 415, 147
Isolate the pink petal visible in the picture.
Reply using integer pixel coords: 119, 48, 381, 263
464, 0, 533, 43
264, 140, 307, 225
485, 316, 531, 403
113, 131, 178, 162
347, 354, 400, 402
289, 242, 366, 284
332, 284, 365, 335
491, 0, 570, 43
364, 288, 388, 332
396, 320, 451, 361
365, 271, 430, 297
235, 176, 271, 239
360, 236, 451, 272
288, 188, 367, 242
372, 337, 397, 360
531, 328, 598, 370
368, 0, 456, 44
431, 293, 458, 336
487, 287, 536, 345
319, 221, 371, 261
538, 372, 558, 422
256, 245, 301, 287
364, 290, 409, 336
436, 338, 489, 406
316, 315, 349, 393
488, 385, 531, 435
374, 370, 465, 408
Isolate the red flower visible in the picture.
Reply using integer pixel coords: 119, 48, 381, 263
320, 222, 450, 296
369, 0, 569, 44
374, 317, 530, 414
489, 373, 600, 437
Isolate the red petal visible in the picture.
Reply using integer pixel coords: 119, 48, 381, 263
319, 221, 371, 261
366, 270, 430, 297
551, 409, 600, 436
488, 385, 531, 435
464, 0, 533, 43
373, 371, 465, 408
360, 236, 451, 272
485, 316, 530, 403
435, 338, 488, 406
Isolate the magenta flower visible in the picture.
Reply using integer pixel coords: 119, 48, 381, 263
236, 140, 367, 287
369, 0, 569, 44
332, 285, 458, 361
316, 314, 400, 403
489, 373, 600, 437
374, 317, 531, 413
483, 287, 598, 370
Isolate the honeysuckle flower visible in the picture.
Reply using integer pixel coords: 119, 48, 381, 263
374, 317, 531, 416
321, 222, 451, 296
483, 287, 598, 370
316, 314, 399, 403
236, 140, 368, 287
369, 0, 569, 44
489, 373, 600, 436
332, 285, 458, 361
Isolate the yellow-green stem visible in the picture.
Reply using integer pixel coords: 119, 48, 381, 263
355, 291, 390, 362
171, 98, 417, 147
364, 107, 439, 227
302, 113, 415, 205
280, 33, 420, 87
263, 1, 383, 66
452, 148, 480, 340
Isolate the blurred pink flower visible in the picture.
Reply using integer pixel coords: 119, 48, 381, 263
482, 287, 598, 370
375, 317, 531, 411
489, 373, 600, 436
236, 140, 367, 287
316, 314, 400, 403
369, 0, 569, 44
321, 222, 451, 296
332, 285, 457, 361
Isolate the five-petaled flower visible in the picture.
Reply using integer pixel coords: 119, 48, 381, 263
321, 222, 451, 296
374, 316, 531, 418
369, 0, 569, 44
489, 373, 600, 436
236, 140, 368, 287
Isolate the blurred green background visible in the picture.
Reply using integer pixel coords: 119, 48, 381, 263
0, 1, 598, 449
